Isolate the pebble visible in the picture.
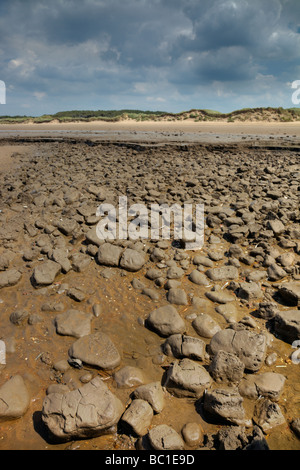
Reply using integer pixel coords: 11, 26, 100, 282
192, 313, 221, 339
120, 399, 153, 437
114, 366, 146, 388
147, 425, 185, 450
181, 422, 204, 447
167, 287, 188, 305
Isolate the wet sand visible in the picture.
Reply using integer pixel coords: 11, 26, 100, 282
0, 120, 300, 146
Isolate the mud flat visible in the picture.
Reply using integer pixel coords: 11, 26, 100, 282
0, 119, 300, 146
0, 126, 299, 451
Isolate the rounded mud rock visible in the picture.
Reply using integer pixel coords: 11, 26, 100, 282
113, 366, 146, 389
209, 350, 245, 386
274, 310, 300, 343
54, 310, 92, 338
119, 248, 147, 272
0, 269, 22, 289
164, 358, 212, 398
188, 270, 210, 286
42, 377, 124, 441
167, 287, 188, 305
290, 418, 300, 438
238, 372, 286, 402
132, 382, 165, 414
206, 266, 239, 281
120, 399, 153, 436
146, 305, 186, 337
33, 260, 61, 286
97, 243, 123, 267
162, 334, 206, 361
192, 313, 221, 339
10, 309, 29, 326
0, 375, 30, 421
68, 332, 121, 370
205, 290, 236, 304
209, 328, 267, 372
181, 422, 204, 447
204, 388, 247, 426
147, 424, 185, 450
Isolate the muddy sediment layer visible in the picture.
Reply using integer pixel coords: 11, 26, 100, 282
0, 138, 299, 450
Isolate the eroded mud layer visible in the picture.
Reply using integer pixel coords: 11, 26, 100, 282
0, 139, 299, 450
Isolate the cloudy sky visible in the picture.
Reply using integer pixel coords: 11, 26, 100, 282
0, 0, 300, 115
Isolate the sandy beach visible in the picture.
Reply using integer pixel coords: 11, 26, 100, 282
0, 120, 299, 146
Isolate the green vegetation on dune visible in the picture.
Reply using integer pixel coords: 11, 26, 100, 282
0, 107, 299, 124
54, 109, 167, 119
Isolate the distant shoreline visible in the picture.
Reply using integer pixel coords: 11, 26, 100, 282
0, 106, 300, 125
0, 119, 299, 133
0, 120, 299, 147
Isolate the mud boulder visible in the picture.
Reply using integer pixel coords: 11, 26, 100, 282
204, 388, 248, 426
208, 350, 245, 386
97, 243, 123, 267
32, 260, 61, 286
54, 310, 92, 338
278, 282, 300, 306
132, 382, 165, 414
238, 372, 286, 402
119, 248, 147, 272
0, 375, 30, 421
147, 424, 185, 451
0, 269, 22, 289
253, 399, 285, 433
42, 377, 124, 441
209, 328, 267, 372
164, 358, 212, 398
145, 305, 186, 337
68, 332, 121, 370
206, 266, 239, 281
237, 282, 264, 301
274, 310, 300, 343
120, 399, 153, 437
162, 334, 206, 361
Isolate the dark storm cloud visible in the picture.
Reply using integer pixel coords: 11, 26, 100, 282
0, 0, 299, 114
169, 0, 300, 84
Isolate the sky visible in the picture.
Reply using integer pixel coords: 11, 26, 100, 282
0, 0, 300, 116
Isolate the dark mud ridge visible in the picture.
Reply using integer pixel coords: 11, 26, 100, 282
0, 139, 299, 451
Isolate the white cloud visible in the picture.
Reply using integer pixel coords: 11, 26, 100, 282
33, 91, 46, 100
146, 96, 166, 103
